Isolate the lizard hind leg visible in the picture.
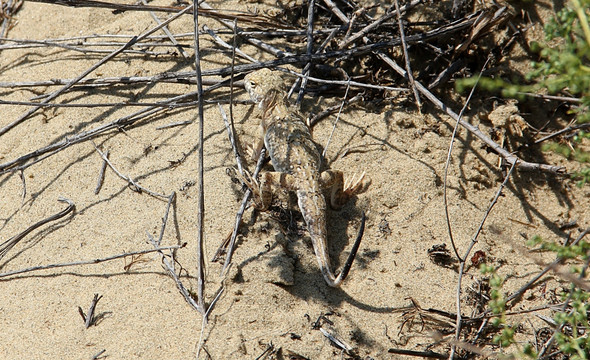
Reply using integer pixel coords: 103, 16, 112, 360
321, 170, 368, 209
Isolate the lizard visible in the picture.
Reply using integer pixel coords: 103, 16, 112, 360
242, 68, 367, 287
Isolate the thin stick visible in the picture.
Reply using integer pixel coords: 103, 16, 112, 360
0, 197, 75, 261
295, 0, 315, 105
199, 0, 295, 58
84, 293, 103, 328
147, 233, 203, 312
147, 193, 204, 312
388, 348, 447, 359
140, 0, 189, 59
450, 161, 517, 360
203, 24, 256, 63
27, 0, 284, 28
322, 0, 349, 25
319, 327, 353, 352
443, 56, 490, 260
0, 3, 194, 138
394, 0, 421, 110
338, 0, 423, 48
228, 18, 241, 174
0, 75, 225, 89
506, 228, 590, 304
92, 144, 168, 199
309, 94, 363, 127
0, 244, 185, 278
516, 92, 581, 103
322, 77, 351, 159
193, 0, 207, 316
155, 120, 193, 130
0, 0, 22, 41
534, 122, 590, 144
0, 39, 172, 55
90, 349, 106, 360
286, 69, 406, 92
18, 169, 26, 204
221, 148, 267, 273
219, 104, 244, 176
537, 252, 590, 358
94, 150, 109, 195
156, 193, 176, 246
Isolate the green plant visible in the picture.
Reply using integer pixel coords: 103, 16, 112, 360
480, 264, 536, 357
528, 235, 590, 359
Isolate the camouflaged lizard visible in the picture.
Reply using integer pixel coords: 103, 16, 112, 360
242, 68, 366, 287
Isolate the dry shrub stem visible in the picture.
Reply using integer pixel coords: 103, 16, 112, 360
450, 161, 517, 359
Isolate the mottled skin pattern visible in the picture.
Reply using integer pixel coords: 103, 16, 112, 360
243, 68, 365, 287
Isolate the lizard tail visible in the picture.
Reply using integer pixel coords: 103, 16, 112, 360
310, 212, 365, 288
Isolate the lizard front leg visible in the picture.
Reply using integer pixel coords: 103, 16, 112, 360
240, 171, 297, 210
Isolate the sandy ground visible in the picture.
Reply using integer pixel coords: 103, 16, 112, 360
0, 1, 588, 359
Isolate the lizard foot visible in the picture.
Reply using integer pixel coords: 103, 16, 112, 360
236, 169, 265, 209
343, 171, 369, 198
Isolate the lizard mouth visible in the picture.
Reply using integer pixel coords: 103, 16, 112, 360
244, 81, 262, 103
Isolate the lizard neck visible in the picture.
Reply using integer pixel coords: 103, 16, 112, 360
260, 90, 290, 120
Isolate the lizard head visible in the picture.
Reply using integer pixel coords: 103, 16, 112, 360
244, 68, 286, 109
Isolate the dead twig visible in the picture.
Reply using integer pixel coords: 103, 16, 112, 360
193, 0, 206, 317
394, 0, 421, 110
506, 228, 590, 304
140, 0, 189, 59
388, 348, 447, 359
443, 56, 491, 260
92, 144, 168, 199
450, 161, 517, 360
26, 0, 286, 28
220, 148, 267, 273
94, 149, 109, 195
338, 0, 423, 48
295, 0, 315, 105
0, 244, 185, 278
78, 293, 103, 328
90, 349, 106, 360
319, 327, 353, 353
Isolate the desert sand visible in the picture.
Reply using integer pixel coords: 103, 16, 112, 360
0, 1, 588, 359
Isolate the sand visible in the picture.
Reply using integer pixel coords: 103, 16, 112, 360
0, 1, 588, 359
